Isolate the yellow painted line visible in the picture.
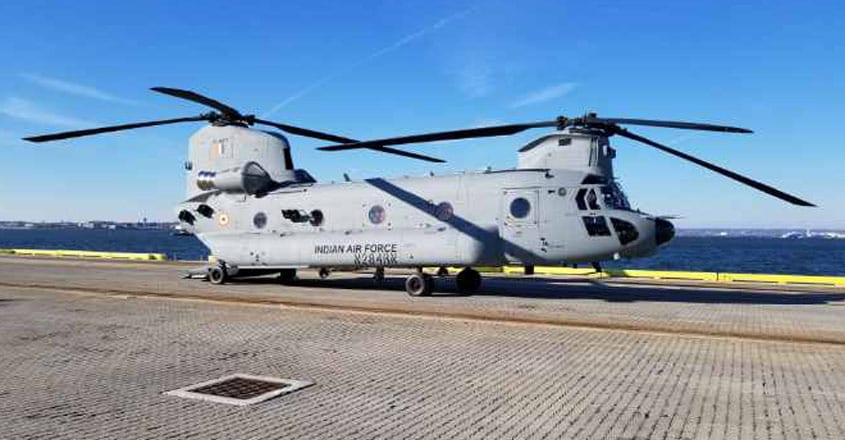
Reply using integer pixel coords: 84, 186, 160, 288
718, 272, 845, 287
493, 266, 844, 287
605, 269, 719, 282
516, 266, 607, 277
1, 249, 167, 261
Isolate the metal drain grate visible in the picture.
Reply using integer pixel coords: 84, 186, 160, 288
165, 374, 313, 406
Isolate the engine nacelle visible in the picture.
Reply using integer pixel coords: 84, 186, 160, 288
196, 161, 274, 194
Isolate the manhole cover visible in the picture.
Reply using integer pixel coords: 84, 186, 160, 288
165, 374, 313, 406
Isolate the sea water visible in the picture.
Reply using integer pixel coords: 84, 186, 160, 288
0, 229, 843, 276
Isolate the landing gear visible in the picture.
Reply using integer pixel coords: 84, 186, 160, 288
591, 261, 603, 272
436, 266, 450, 277
374, 267, 385, 284
277, 268, 297, 284
208, 265, 227, 285
318, 267, 331, 279
456, 268, 482, 292
405, 273, 433, 297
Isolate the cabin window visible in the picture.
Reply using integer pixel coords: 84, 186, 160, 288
434, 202, 454, 221
196, 204, 214, 218
582, 216, 611, 236
253, 212, 267, 229
309, 209, 324, 226
509, 197, 531, 219
368, 205, 386, 224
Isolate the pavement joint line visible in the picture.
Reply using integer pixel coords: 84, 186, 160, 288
3, 280, 844, 348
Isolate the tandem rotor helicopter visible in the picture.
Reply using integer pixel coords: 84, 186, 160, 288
24, 87, 814, 296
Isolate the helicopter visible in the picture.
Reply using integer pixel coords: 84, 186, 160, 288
24, 87, 814, 296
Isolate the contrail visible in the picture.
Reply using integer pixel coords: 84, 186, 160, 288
262, 7, 475, 118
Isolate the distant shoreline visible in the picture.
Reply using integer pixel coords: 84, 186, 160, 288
1, 224, 843, 239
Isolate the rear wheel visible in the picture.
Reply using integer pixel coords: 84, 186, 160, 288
456, 268, 482, 292
277, 269, 297, 284
209, 266, 227, 285
405, 273, 433, 297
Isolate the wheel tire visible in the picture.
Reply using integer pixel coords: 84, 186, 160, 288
318, 268, 331, 279
209, 266, 227, 285
278, 269, 297, 284
456, 268, 482, 292
405, 273, 433, 297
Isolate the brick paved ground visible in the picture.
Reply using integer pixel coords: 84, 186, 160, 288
1, 257, 844, 344
1, 276, 844, 438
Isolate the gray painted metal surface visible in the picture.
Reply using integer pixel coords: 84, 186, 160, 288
178, 126, 666, 271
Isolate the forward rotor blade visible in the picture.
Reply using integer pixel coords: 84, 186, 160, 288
151, 87, 242, 118
23, 116, 208, 143
319, 121, 558, 151
255, 119, 444, 162
594, 117, 752, 133
253, 118, 360, 144
610, 126, 815, 206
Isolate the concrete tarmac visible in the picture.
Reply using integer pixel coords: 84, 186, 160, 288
1, 256, 844, 439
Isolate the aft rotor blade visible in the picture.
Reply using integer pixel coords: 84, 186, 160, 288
366, 145, 445, 163
151, 87, 242, 118
610, 126, 815, 206
253, 118, 360, 144
23, 116, 209, 143
594, 117, 752, 133
319, 121, 558, 151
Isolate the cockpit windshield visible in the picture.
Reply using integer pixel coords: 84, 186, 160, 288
600, 183, 631, 210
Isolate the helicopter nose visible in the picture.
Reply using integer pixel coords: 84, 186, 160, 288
655, 218, 675, 246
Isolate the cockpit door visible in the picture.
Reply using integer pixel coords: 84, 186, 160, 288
500, 188, 540, 263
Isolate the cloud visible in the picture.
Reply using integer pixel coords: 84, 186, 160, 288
0, 97, 97, 128
510, 82, 577, 108
263, 7, 475, 117
455, 61, 493, 98
20, 73, 137, 105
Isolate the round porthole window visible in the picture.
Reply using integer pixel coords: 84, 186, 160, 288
310, 209, 324, 226
509, 197, 531, 219
368, 205, 386, 224
253, 212, 267, 229
434, 202, 454, 221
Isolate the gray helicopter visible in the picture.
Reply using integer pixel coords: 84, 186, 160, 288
24, 88, 814, 296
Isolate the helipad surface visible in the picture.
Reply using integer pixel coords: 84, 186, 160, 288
0, 256, 843, 439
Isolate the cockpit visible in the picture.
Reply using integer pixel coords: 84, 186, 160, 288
575, 183, 631, 211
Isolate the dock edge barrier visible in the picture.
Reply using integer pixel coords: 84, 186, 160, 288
0, 249, 167, 261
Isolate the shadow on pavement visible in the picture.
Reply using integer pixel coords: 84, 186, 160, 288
228, 274, 845, 305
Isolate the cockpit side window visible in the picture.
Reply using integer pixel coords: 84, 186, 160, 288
587, 189, 600, 210
575, 188, 588, 210
600, 184, 631, 210
582, 216, 611, 236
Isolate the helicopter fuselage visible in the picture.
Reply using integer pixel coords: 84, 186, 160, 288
181, 168, 671, 271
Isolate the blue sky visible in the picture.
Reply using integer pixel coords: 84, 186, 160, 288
0, 0, 842, 228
